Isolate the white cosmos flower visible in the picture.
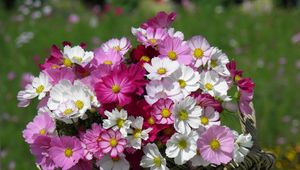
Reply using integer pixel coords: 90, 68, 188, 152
47, 80, 92, 121
17, 72, 52, 105
168, 28, 184, 40
127, 116, 152, 149
63, 45, 94, 66
199, 107, 220, 129
52, 100, 79, 123
145, 79, 182, 105
207, 47, 230, 76
98, 154, 129, 170
166, 131, 198, 165
101, 37, 131, 55
199, 70, 230, 100
233, 131, 253, 163
131, 27, 146, 36
173, 97, 202, 134
170, 65, 200, 97
188, 35, 211, 67
103, 109, 132, 137
140, 143, 169, 170
144, 57, 180, 80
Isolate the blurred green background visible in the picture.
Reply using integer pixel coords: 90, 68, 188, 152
0, 0, 299, 169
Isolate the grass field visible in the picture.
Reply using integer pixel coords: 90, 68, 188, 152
0, 1, 300, 169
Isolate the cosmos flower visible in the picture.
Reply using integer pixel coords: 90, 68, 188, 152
199, 107, 220, 129
197, 125, 234, 165
99, 129, 127, 157
151, 98, 174, 125
63, 45, 94, 67
165, 131, 198, 165
49, 136, 84, 170
137, 27, 167, 47
23, 112, 55, 144
101, 37, 131, 55
169, 65, 200, 97
144, 57, 179, 80
207, 47, 230, 77
103, 109, 132, 137
92, 48, 122, 67
232, 131, 253, 163
127, 116, 152, 149
141, 11, 176, 29
187, 35, 211, 67
140, 143, 168, 170
173, 96, 202, 134
159, 37, 192, 65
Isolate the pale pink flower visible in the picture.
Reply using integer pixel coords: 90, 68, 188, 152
137, 27, 167, 47
101, 37, 131, 55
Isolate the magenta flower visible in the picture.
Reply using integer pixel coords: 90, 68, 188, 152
94, 66, 136, 106
239, 90, 254, 115
141, 11, 176, 29
159, 36, 192, 65
92, 48, 122, 67
197, 125, 234, 165
137, 27, 167, 47
49, 136, 84, 170
69, 159, 92, 170
30, 135, 56, 170
151, 98, 174, 124
23, 112, 55, 144
99, 129, 127, 157
80, 123, 104, 159
193, 93, 223, 113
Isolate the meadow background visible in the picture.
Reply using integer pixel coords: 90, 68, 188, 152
0, 0, 299, 169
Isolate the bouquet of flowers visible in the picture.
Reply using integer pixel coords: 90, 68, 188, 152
18, 12, 274, 170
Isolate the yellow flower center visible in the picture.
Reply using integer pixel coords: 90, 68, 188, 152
200, 116, 209, 125
114, 46, 121, 52
194, 48, 204, 59
178, 79, 186, 88
140, 55, 150, 62
204, 83, 213, 90
161, 108, 171, 118
153, 157, 162, 167
148, 38, 157, 45
74, 56, 82, 62
157, 68, 167, 75
110, 138, 118, 147
210, 139, 220, 150
39, 128, 46, 135
116, 118, 124, 128
147, 117, 155, 125
111, 85, 121, 93
210, 59, 217, 68
63, 108, 73, 115
234, 75, 241, 82
36, 85, 45, 94
64, 148, 73, 157
168, 51, 177, 60
177, 139, 187, 149
103, 60, 113, 65
133, 129, 142, 139
75, 100, 84, 110
63, 58, 72, 67
178, 110, 188, 121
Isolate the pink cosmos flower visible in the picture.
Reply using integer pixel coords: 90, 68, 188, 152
159, 36, 192, 65
40, 45, 63, 70
92, 48, 122, 67
23, 112, 55, 144
237, 78, 255, 93
188, 35, 211, 67
94, 65, 136, 106
49, 136, 84, 170
197, 125, 234, 165
80, 123, 104, 159
137, 27, 167, 47
199, 107, 220, 129
101, 37, 131, 55
30, 135, 56, 170
141, 11, 176, 29
239, 90, 254, 115
151, 98, 174, 124
99, 129, 127, 157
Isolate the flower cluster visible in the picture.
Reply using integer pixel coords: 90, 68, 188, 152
19, 12, 255, 170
